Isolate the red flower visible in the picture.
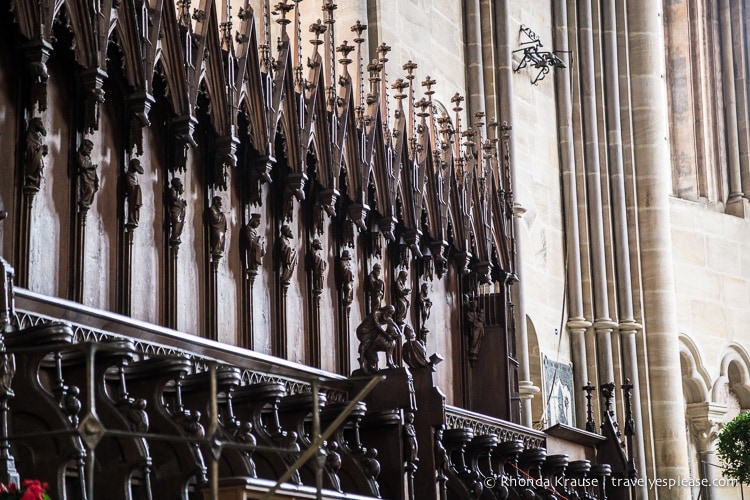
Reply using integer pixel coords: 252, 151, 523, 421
0, 479, 49, 500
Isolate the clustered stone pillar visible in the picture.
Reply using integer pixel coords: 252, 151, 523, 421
553, 0, 591, 430
577, 0, 618, 406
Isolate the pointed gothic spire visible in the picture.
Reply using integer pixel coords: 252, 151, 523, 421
351, 20, 367, 118
322, 1, 337, 107
376, 42, 391, 130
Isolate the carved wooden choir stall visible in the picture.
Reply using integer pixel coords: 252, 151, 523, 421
0, 0, 637, 497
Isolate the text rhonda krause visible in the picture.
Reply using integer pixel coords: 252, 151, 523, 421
482, 476, 740, 490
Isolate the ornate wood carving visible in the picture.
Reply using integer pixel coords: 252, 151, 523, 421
4, 0, 525, 477
279, 224, 298, 288
355, 305, 401, 375
242, 213, 265, 281
364, 263, 384, 315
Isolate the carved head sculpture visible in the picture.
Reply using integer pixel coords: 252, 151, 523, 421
128, 158, 144, 174
79, 138, 94, 155
29, 116, 47, 136
171, 177, 184, 193
249, 213, 261, 228
281, 224, 294, 238
380, 304, 395, 319
212, 196, 223, 210
341, 249, 352, 261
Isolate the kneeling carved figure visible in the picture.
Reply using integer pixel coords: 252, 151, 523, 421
356, 305, 401, 374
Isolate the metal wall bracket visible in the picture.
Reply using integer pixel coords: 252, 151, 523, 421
513, 25, 568, 85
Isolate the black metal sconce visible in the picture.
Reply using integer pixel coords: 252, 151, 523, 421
513, 25, 568, 85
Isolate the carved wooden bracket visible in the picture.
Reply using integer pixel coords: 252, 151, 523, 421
170, 115, 198, 172
128, 92, 155, 156
82, 68, 108, 134
23, 40, 53, 114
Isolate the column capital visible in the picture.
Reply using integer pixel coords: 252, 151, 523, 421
686, 402, 728, 453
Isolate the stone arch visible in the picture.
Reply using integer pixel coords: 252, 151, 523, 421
678, 334, 711, 404
526, 316, 544, 428
713, 343, 750, 411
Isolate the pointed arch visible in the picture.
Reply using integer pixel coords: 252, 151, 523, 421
679, 334, 711, 404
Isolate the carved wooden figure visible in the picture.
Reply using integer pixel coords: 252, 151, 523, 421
23, 117, 48, 191
124, 158, 144, 228
339, 250, 355, 307
402, 323, 428, 369
242, 214, 265, 279
355, 305, 401, 374
365, 263, 384, 314
208, 196, 227, 258
279, 224, 298, 286
77, 139, 99, 209
394, 269, 411, 325
466, 297, 485, 365
418, 283, 432, 324
311, 238, 326, 294
167, 178, 187, 245
403, 411, 419, 467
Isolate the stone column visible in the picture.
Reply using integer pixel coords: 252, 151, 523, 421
718, 0, 750, 217
601, 0, 648, 493
627, 0, 692, 495
497, 0, 539, 427
577, 0, 617, 395
553, 0, 591, 429
686, 403, 728, 500
463, 0, 486, 127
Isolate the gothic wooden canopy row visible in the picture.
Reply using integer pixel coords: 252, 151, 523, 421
11, 0, 516, 284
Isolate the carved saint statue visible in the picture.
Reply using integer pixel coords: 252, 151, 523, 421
402, 323, 428, 369
77, 139, 99, 209
23, 117, 48, 190
356, 305, 401, 374
208, 196, 227, 258
466, 297, 485, 365
279, 224, 298, 285
365, 263, 384, 314
418, 283, 433, 325
124, 158, 144, 228
167, 178, 187, 245
339, 250, 355, 307
393, 269, 411, 325
403, 411, 419, 470
242, 213, 265, 278
311, 238, 326, 294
